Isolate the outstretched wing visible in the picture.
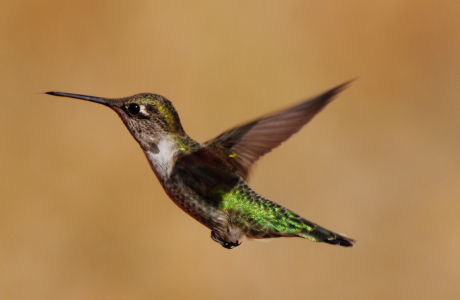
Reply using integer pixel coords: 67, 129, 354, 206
205, 81, 352, 180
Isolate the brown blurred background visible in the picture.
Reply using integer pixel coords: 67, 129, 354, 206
1, 1, 460, 299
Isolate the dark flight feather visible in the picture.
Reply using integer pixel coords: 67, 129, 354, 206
206, 81, 352, 180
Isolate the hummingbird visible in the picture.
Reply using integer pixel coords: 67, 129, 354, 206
46, 81, 355, 249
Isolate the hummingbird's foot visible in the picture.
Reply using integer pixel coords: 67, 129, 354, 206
211, 231, 242, 249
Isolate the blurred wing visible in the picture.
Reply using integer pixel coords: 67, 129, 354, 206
206, 81, 352, 180
172, 148, 240, 203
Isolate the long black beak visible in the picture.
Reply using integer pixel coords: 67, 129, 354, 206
46, 92, 117, 107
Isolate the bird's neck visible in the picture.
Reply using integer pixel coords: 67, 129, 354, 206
142, 133, 200, 182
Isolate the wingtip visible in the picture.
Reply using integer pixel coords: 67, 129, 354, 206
313, 79, 355, 106
330, 78, 357, 94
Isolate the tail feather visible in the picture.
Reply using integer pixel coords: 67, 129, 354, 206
237, 192, 356, 247
322, 234, 355, 247
299, 220, 355, 247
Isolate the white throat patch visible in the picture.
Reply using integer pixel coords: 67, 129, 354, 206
144, 138, 178, 180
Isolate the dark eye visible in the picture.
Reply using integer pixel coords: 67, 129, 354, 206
128, 103, 140, 115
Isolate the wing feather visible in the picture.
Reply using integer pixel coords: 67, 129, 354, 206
206, 81, 352, 180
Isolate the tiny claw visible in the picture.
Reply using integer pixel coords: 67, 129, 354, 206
211, 231, 242, 249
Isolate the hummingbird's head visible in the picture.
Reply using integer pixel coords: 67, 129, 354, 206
46, 92, 186, 154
